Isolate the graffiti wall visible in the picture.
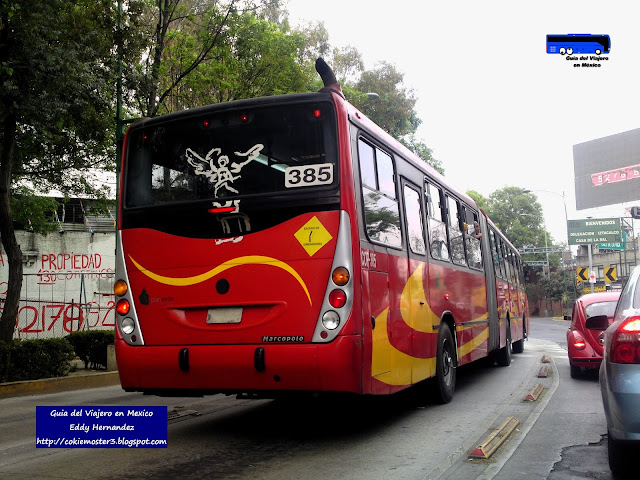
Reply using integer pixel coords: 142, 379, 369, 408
0, 231, 116, 339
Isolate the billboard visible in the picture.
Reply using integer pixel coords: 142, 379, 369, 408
574, 128, 640, 210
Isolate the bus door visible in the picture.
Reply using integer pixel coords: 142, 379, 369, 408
482, 220, 500, 352
356, 137, 404, 393
489, 230, 507, 333
401, 180, 435, 385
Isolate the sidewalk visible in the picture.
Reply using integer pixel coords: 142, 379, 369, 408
0, 363, 121, 399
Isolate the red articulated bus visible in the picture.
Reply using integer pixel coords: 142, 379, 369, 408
114, 58, 528, 403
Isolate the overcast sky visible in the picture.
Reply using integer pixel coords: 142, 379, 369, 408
286, 0, 640, 244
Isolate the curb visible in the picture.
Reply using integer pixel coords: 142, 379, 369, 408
0, 371, 121, 399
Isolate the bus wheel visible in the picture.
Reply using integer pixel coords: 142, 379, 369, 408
595, 49, 601, 55
560, 47, 566, 55
567, 48, 573, 55
434, 322, 456, 404
496, 321, 512, 367
512, 320, 525, 354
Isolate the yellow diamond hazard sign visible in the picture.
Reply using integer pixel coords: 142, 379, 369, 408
295, 216, 333, 257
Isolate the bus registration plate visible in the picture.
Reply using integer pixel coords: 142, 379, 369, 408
206, 307, 243, 324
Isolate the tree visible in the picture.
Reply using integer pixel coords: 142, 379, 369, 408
0, 0, 122, 343
288, 18, 441, 174
482, 187, 548, 249
541, 270, 573, 316
467, 190, 488, 212
182, 11, 308, 104
125, 0, 296, 118
345, 62, 443, 174
352, 62, 421, 140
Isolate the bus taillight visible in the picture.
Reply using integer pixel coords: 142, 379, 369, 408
329, 289, 347, 308
121, 317, 135, 335
332, 267, 350, 286
114, 279, 128, 297
322, 311, 340, 330
116, 299, 130, 315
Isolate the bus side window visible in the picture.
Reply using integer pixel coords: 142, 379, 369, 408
425, 181, 449, 261
359, 139, 377, 189
500, 241, 512, 283
358, 139, 402, 248
403, 184, 426, 255
376, 150, 396, 199
489, 229, 503, 278
508, 249, 517, 284
497, 238, 505, 279
447, 196, 466, 266
464, 209, 483, 270
515, 257, 523, 286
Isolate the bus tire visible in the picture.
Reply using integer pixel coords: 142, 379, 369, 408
496, 320, 512, 367
560, 47, 566, 55
595, 49, 601, 55
512, 319, 525, 354
512, 337, 524, 354
434, 322, 456, 404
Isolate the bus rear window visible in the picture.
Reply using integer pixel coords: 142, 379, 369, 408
124, 102, 338, 208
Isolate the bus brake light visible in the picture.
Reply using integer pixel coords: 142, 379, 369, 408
116, 299, 130, 316
208, 207, 237, 214
329, 289, 347, 308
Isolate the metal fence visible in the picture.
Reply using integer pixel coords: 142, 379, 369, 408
2, 272, 116, 340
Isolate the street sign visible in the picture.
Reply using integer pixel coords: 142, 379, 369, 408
577, 267, 589, 282
598, 242, 624, 250
589, 271, 597, 283
605, 266, 617, 282
567, 218, 622, 245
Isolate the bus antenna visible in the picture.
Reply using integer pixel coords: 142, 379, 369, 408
315, 58, 344, 98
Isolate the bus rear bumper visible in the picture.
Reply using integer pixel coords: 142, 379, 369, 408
115, 336, 362, 396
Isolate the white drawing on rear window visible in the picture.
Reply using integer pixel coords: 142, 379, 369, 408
210, 199, 251, 236
186, 144, 264, 196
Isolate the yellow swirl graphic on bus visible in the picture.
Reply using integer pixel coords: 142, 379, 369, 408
128, 255, 312, 304
372, 264, 490, 386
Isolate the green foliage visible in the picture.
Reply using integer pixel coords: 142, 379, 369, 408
481, 187, 548, 249
65, 330, 115, 370
0, 339, 75, 382
127, 1, 306, 116
467, 190, 488, 211
542, 270, 573, 303
3, 0, 118, 194
9, 186, 59, 233
351, 62, 421, 140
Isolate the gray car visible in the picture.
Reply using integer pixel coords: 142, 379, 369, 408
599, 265, 640, 475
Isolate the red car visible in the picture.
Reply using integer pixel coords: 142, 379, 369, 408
567, 291, 621, 378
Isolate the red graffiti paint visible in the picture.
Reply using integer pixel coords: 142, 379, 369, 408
41, 253, 103, 271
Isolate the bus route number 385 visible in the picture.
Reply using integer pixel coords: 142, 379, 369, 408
285, 163, 333, 188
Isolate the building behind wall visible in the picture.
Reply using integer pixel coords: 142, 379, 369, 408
0, 198, 116, 340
